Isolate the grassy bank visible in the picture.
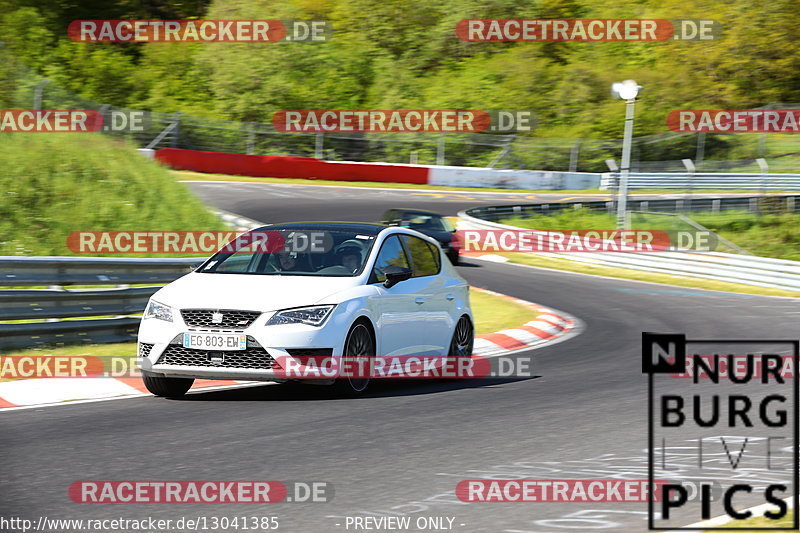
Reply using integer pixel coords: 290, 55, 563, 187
0, 134, 227, 256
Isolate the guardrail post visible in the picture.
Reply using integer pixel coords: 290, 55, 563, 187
756, 158, 769, 202
33, 79, 50, 110
695, 132, 706, 165
788, 197, 795, 213
171, 112, 181, 149
568, 141, 581, 172
246, 123, 256, 155
712, 199, 720, 213
315, 132, 324, 159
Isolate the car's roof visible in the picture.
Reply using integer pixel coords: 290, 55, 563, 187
255, 221, 388, 235
385, 208, 445, 217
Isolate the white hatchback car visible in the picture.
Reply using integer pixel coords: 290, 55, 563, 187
138, 222, 473, 396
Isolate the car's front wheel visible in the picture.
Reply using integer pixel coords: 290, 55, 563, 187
142, 371, 194, 398
449, 316, 474, 357
333, 321, 375, 397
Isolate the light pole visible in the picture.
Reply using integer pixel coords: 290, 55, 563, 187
611, 80, 642, 229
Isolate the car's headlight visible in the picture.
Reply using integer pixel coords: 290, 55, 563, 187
266, 305, 335, 327
143, 300, 173, 322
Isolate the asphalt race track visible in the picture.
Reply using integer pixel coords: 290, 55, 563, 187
2, 181, 798, 532
182, 180, 768, 223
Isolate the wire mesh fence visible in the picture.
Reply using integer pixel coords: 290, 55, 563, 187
10, 73, 800, 173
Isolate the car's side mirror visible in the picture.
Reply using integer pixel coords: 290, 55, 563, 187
384, 267, 413, 288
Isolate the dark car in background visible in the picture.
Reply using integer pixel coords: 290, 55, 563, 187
381, 208, 460, 264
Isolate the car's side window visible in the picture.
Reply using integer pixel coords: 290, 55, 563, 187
425, 240, 442, 272
399, 235, 440, 277
371, 235, 411, 283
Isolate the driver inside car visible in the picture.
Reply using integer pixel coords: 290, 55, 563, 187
272, 250, 300, 272
334, 240, 365, 274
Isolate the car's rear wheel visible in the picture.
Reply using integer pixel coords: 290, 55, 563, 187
142, 371, 194, 398
449, 316, 474, 358
333, 321, 375, 396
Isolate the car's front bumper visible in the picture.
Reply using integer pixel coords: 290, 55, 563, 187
137, 307, 353, 381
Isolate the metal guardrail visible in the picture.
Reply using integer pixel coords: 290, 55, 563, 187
466, 194, 800, 221
601, 172, 800, 190
458, 211, 800, 293
0, 319, 144, 352
0, 256, 200, 286
0, 287, 159, 321
0, 257, 199, 350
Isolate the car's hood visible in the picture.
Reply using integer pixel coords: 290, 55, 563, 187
153, 272, 362, 311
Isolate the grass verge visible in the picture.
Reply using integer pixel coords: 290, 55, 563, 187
471, 287, 539, 335
487, 252, 800, 298
502, 209, 800, 260
1, 343, 137, 358
0, 343, 136, 382
707, 510, 794, 530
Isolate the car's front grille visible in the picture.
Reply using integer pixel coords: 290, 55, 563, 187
156, 336, 275, 369
138, 343, 154, 358
180, 309, 261, 331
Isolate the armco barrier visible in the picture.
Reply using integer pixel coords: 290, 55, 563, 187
465, 195, 800, 219
600, 172, 800, 190
0, 318, 143, 351
0, 257, 199, 350
458, 211, 800, 293
0, 287, 158, 321
0, 256, 200, 286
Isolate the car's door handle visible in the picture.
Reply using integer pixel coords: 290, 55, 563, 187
446, 294, 455, 301
415, 297, 425, 305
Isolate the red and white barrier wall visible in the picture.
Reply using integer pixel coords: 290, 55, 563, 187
154, 148, 600, 190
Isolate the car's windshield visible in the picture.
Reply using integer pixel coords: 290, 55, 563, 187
399, 214, 453, 232
199, 229, 377, 277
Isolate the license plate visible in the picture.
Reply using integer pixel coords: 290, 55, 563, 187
183, 333, 247, 351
